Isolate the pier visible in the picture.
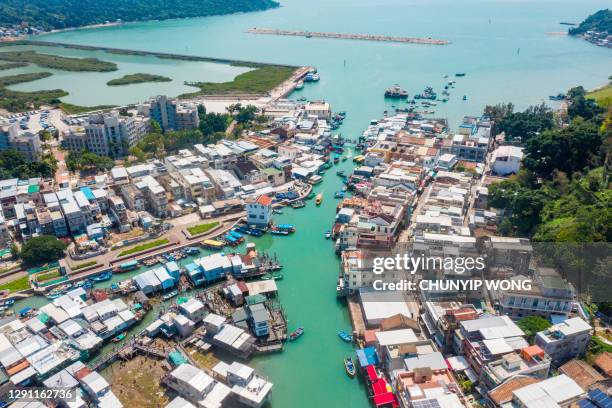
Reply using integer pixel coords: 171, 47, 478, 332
246, 28, 450, 45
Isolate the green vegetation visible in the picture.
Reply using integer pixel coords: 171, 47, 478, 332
58, 102, 117, 115
20, 235, 68, 266
72, 261, 98, 270
486, 87, 610, 241
0, 51, 117, 72
118, 238, 170, 257
66, 150, 115, 173
181, 65, 295, 97
0, 150, 57, 179
587, 336, 612, 363
569, 9, 612, 35
0, 275, 30, 293
0, 62, 28, 70
0, 0, 279, 30
587, 79, 612, 109
107, 73, 172, 86
0, 87, 67, 112
35, 269, 61, 282
517, 316, 552, 343
187, 222, 220, 236
0, 72, 52, 87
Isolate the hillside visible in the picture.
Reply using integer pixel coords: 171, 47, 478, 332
0, 0, 280, 31
569, 9, 612, 35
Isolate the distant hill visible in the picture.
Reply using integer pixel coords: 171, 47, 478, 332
0, 0, 280, 31
569, 9, 612, 35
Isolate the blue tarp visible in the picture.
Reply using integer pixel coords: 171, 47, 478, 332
79, 186, 95, 201
356, 347, 379, 367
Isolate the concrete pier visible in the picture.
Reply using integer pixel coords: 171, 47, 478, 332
246, 28, 450, 45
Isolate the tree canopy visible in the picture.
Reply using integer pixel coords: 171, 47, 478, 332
66, 150, 115, 173
0, 149, 56, 179
20, 235, 68, 266
517, 316, 552, 343
0, 0, 279, 30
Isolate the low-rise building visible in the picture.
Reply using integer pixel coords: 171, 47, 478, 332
535, 317, 592, 365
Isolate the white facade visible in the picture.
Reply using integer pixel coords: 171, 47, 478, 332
491, 145, 523, 176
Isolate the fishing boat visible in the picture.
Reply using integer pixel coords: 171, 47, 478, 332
334, 191, 345, 199
308, 175, 323, 185
338, 330, 353, 343
455, 73, 466, 77
270, 228, 289, 236
113, 260, 138, 273
295, 81, 304, 90
384, 84, 408, 99
91, 271, 112, 282
291, 200, 305, 209
202, 239, 224, 250
289, 327, 304, 341
344, 357, 356, 377
312, 73, 320, 81
182, 247, 200, 255
0, 299, 15, 307
162, 290, 178, 300
306, 192, 316, 200
112, 332, 127, 343
325, 231, 332, 239
74, 279, 92, 289
46, 290, 63, 300
315, 193, 323, 206
276, 224, 295, 233
336, 170, 345, 177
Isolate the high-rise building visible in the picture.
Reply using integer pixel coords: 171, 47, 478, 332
148, 95, 199, 131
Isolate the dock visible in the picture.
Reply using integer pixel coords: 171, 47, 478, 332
246, 28, 450, 45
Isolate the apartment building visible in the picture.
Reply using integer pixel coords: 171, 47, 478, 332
483, 236, 533, 275
147, 95, 199, 131
8, 131, 42, 162
245, 194, 272, 227
119, 184, 146, 212
480, 345, 551, 390
206, 169, 242, 199
194, 143, 237, 170
535, 317, 592, 365
135, 176, 168, 218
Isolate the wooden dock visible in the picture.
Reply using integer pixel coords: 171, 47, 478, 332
246, 28, 450, 45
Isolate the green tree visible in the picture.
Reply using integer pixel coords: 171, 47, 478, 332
236, 105, 258, 124
498, 103, 555, 143
20, 235, 68, 266
517, 316, 551, 343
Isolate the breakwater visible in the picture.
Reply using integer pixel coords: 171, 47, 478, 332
246, 28, 450, 45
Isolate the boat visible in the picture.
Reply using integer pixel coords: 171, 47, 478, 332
289, 327, 304, 341
270, 228, 289, 236
46, 291, 63, 300
462, 95, 467, 101
338, 330, 353, 343
308, 175, 323, 185
291, 200, 305, 209
312, 73, 320, 81
336, 170, 345, 177
91, 271, 112, 282
315, 193, 323, 206
325, 231, 332, 239
0, 299, 15, 307
384, 84, 408, 99
202, 239, 224, 250
333, 154, 340, 163
334, 191, 345, 199
306, 192, 316, 200
276, 224, 295, 233
295, 81, 304, 90
344, 357, 356, 377
455, 73, 466, 77
112, 332, 126, 343
342, 156, 347, 162
162, 290, 178, 300
273, 208, 283, 215
113, 260, 138, 273
182, 247, 200, 255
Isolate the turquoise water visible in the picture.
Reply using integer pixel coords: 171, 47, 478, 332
9, 0, 612, 406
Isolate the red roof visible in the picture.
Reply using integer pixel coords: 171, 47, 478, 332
256, 195, 272, 206
373, 392, 397, 407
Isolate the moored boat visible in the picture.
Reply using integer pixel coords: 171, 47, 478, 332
202, 239, 224, 250
325, 231, 332, 239
334, 191, 345, 199
295, 80, 304, 90
162, 290, 178, 300
113, 260, 138, 273
344, 357, 356, 377
384, 84, 408, 99
112, 331, 127, 343
315, 193, 323, 206
455, 72, 466, 77
338, 330, 353, 343
182, 247, 200, 255
291, 200, 305, 209
289, 327, 304, 341
91, 271, 112, 282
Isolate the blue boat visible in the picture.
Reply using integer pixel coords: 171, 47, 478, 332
0, 299, 15, 307
338, 330, 353, 343
229, 230, 243, 240
334, 191, 345, 199
277, 224, 295, 232
289, 327, 304, 341
182, 247, 200, 255
91, 271, 112, 282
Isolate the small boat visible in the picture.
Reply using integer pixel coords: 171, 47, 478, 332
291, 200, 305, 209
344, 357, 356, 377
334, 191, 345, 199
315, 193, 323, 206
0, 299, 15, 307
462, 95, 467, 101
276, 224, 295, 233
113, 260, 138, 273
202, 239, 224, 249
308, 175, 323, 185
325, 231, 332, 239
46, 291, 63, 300
338, 330, 353, 343
289, 327, 304, 341
333, 154, 340, 163
385, 84, 408, 99
306, 192, 315, 200
312, 73, 320, 81
112, 332, 126, 343
270, 228, 289, 236
336, 170, 345, 177
342, 156, 347, 162
182, 247, 200, 255
162, 290, 178, 300
455, 73, 466, 77
273, 209, 283, 215
295, 81, 304, 90
91, 271, 112, 282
